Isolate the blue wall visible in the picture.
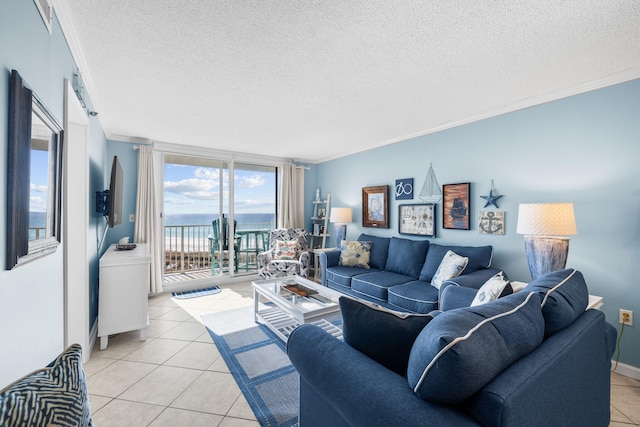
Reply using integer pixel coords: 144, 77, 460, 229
0, 0, 108, 385
102, 140, 139, 249
309, 79, 640, 370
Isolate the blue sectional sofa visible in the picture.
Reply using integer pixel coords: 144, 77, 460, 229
288, 269, 617, 427
319, 233, 500, 313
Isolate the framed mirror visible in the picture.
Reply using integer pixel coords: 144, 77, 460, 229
6, 70, 63, 269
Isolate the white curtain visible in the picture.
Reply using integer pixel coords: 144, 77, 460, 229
278, 163, 305, 228
134, 146, 163, 294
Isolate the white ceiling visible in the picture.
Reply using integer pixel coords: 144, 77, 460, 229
55, 1, 640, 163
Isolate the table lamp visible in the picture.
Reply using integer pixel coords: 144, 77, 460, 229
330, 207, 352, 247
516, 203, 577, 280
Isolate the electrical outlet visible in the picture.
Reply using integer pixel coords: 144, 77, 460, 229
129, 214, 135, 222
619, 309, 633, 326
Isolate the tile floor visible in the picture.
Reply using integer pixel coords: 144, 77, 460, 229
85, 281, 640, 426
86, 281, 259, 427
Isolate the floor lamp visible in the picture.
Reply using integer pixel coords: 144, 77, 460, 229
330, 207, 352, 248
516, 203, 577, 280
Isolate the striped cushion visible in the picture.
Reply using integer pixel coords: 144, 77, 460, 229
0, 344, 92, 426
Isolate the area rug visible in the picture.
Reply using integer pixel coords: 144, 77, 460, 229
202, 307, 299, 427
172, 286, 221, 299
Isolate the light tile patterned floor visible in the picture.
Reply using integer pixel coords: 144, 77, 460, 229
85, 281, 640, 426
86, 281, 260, 427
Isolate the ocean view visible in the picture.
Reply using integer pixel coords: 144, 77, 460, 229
164, 213, 275, 230
163, 213, 275, 252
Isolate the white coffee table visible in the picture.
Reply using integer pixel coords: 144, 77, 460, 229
252, 275, 343, 342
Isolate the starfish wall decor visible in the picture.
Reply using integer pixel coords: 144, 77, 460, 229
480, 180, 503, 208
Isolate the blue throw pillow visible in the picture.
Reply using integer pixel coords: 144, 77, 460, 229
358, 234, 390, 270
0, 344, 93, 427
407, 291, 544, 404
420, 244, 493, 282
525, 268, 589, 337
385, 237, 429, 278
340, 297, 435, 376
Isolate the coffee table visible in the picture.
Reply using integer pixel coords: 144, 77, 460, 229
252, 275, 343, 342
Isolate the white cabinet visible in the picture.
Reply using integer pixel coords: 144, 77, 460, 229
98, 243, 150, 350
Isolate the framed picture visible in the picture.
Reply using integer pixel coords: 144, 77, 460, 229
362, 185, 389, 228
443, 183, 470, 230
398, 204, 435, 237
395, 178, 414, 200
479, 210, 505, 235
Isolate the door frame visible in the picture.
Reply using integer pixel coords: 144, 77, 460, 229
63, 80, 91, 361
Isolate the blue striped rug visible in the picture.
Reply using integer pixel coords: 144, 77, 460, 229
172, 286, 221, 299
202, 307, 299, 427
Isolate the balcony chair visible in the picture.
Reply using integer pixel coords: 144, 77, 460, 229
208, 217, 241, 273
257, 228, 310, 279
237, 229, 271, 271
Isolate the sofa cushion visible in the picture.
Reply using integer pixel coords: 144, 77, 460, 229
388, 281, 440, 313
430, 250, 469, 289
420, 244, 493, 282
358, 234, 390, 270
525, 268, 589, 337
0, 344, 93, 427
407, 291, 544, 404
325, 266, 377, 291
340, 297, 435, 376
471, 271, 511, 306
351, 271, 415, 301
385, 237, 430, 279
339, 240, 372, 269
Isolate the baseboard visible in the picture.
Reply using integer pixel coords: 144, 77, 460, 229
612, 361, 640, 381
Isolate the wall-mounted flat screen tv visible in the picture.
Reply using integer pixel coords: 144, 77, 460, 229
96, 156, 123, 227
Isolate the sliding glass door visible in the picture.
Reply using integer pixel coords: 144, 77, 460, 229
162, 154, 276, 283
233, 163, 277, 273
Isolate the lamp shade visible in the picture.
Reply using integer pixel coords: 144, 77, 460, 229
330, 207, 352, 224
516, 203, 577, 236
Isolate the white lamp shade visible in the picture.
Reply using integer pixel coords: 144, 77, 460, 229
330, 207, 352, 223
516, 203, 577, 236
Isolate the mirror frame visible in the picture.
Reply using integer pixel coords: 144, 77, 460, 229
6, 69, 63, 269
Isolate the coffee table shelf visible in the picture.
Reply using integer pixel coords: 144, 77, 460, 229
253, 276, 343, 342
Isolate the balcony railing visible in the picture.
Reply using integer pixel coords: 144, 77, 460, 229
164, 222, 272, 275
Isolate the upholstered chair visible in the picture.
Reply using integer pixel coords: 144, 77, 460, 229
257, 228, 310, 278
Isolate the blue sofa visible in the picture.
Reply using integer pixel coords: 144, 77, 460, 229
319, 233, 500, 313
288, 269, 617, 427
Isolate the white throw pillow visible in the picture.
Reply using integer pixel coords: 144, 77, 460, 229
430, 250, 468, 289
471, 271, 511, 306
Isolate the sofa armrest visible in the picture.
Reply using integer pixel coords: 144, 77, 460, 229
466, 310, 614, 427
442, 268, 502, 290
319, 250, 341, 286
287, 324, 480, 427
439, 285, 478, 310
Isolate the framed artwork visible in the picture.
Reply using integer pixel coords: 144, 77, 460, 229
362, 185, 389, 228
443, 183, 470, 230
395, 178, 414, 200
398, 204, 435, 237
479, 210, 505, 235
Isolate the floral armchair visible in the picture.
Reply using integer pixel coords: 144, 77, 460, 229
257, 228, 310, 279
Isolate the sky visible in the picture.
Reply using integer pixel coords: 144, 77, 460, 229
163, 163, 276, 215
30, 149, 49, 213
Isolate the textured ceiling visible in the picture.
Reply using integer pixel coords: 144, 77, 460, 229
55, 1, 640, 163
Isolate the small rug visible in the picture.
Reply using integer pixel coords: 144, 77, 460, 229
202, 307, 299, 427
172, 286, 221, 299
